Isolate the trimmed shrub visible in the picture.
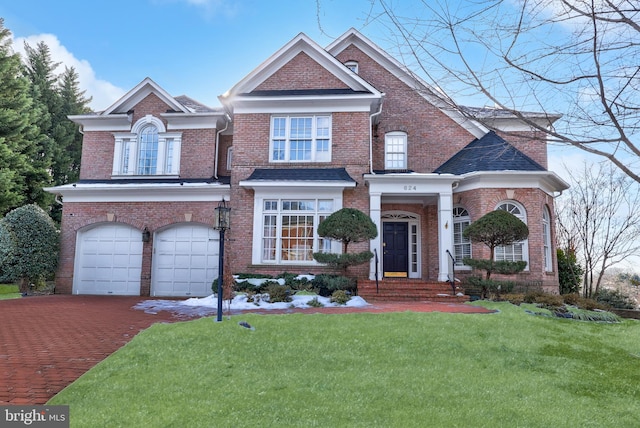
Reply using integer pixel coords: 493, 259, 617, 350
307, 297, 324, 308
0, 204, 59, 292
266, 284, 291, 303
500, 293, 525, 305
312, 274, 355, 297
330, 290, 351, 305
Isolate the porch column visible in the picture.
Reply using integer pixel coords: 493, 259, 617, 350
369, 192, 382, 280
437, 191, 454, 282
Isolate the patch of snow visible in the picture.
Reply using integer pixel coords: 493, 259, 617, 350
134, 293, 370, 317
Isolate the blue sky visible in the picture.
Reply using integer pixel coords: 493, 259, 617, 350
0, 0, 592, 181
1, 0, 387, 110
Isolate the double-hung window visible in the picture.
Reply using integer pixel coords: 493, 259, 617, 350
262, 198, 335, 263
271, 115, 331, 162
385, 131, 407, 170
453, 207, 472, 267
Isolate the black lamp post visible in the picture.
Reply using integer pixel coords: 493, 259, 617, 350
213, 198, 231, 322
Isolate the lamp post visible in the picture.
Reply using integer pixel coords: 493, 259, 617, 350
213, 198, 231, 322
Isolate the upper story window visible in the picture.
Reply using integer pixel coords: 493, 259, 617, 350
270, 115, 331, 162
385, 131, 407, 170
453, 206, 471, 267
112, 115, 182, 177
495, 201, 529, 267
345, 61, 359, 74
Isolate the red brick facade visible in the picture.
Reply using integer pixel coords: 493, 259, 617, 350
49, 29, 565, 297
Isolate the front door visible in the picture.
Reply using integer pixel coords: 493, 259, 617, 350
383, 222, 409, 277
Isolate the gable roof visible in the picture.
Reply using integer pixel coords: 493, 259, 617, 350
434, 131, 546, 175
327, 28, 487, 139
103, 77, 193, 115
68, 78, 225, 131
220, 33, 382, 113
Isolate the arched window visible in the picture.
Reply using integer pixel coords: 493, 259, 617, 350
137, 125, 158, 175
112, 115, 182, 177
453, 206, 471, 267
385, 131, 407, 170
344, 61, 359, 74
495, 201, 529, 266
542, 206, 552, 272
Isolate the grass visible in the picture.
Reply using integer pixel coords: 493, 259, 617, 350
49, 302, 640, 427
0, 284, 20, 300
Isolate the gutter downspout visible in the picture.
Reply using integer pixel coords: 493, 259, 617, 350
214, 114, 231, 180
369, 95, 384, 174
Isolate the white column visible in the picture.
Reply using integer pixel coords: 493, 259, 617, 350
437, 191, 454, 282
369, 192, 382, 280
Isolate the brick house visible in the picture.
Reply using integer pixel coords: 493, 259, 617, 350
45, 29, 568, 297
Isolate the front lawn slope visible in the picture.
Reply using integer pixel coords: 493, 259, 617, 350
50, 302, 640, 427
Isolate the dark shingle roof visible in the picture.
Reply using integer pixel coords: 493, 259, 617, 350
434, 131, 546, 175
245, 168, 355, 182
173, 95, 218, 113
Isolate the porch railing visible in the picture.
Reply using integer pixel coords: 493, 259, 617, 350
445, 249, 456, 295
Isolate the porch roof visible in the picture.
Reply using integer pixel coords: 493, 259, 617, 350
434, 131, 546, 175
244, 168, 356, 183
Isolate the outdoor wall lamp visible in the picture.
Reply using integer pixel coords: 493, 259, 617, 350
142, 227, 151, 242
213, 198, 231, 322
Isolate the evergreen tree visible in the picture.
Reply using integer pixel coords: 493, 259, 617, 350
0, 19, 43, 216
57, 66, 91, 184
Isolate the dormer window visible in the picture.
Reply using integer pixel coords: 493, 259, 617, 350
345, 61, 359, 74
112, 115, 182, 177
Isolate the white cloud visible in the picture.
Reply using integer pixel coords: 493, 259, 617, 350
11, 33, 125, 111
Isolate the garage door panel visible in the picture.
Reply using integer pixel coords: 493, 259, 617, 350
151, 224, 219, 297
74, 224, 142, 295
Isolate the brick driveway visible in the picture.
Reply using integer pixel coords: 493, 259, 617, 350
0, 295, 493, 405
0, 295, 183, 405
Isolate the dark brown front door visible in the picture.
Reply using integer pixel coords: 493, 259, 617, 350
383, 222, 408, 277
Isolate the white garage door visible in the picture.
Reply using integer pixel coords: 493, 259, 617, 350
151, 224, 219, 297
74, 224, 143, 295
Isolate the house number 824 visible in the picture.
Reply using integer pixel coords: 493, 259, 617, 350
403, 185, 417, 191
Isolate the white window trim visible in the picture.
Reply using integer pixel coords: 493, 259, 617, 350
345, 61, 359, 74
251, 188, 343, 265
384, 131, 408, 170
112, 115, 182, 177
269, 115, 332, 163
452, 206, 472, 270
494, 200, 529, 269
226, 146, 233, 171
543, 206, 552, 272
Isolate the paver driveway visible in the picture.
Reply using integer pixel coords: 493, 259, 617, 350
0, 294, 493, 405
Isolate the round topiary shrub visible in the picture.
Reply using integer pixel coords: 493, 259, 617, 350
330, 290, 351, 305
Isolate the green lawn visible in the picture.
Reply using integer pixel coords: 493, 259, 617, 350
0, 284, 20, 300
49, 302, 640, 427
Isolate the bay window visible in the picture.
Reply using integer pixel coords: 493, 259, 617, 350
261, 198, 335, 263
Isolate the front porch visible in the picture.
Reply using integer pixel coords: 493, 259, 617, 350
358, 278, 469, 303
